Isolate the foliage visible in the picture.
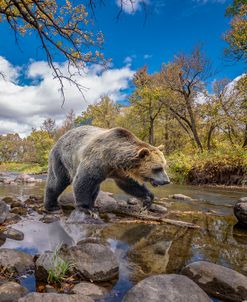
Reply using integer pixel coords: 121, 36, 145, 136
0, 0, 106, 100
75, 96, 120, 128
224, 1, 247, 62
48, 244, 74, 284
0, 162, 46, 173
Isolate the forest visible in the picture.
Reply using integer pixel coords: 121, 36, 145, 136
0, 0, 246, 186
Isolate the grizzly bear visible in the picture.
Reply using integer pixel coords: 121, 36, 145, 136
44, 126, 170, 213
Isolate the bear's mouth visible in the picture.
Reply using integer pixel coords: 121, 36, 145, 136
150, 179, 159, 187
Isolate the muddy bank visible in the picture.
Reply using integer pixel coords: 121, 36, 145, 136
187, 164, 246, 186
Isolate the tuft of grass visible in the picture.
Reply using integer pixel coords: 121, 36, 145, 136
48, 244, 74, 284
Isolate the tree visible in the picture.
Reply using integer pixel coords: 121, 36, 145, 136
224, 0, 247, 62
0, 133, 22, 162
161, 47, 212, 151
41, 117, 56, 138
76, 96, 120, 129
131, 67, 166, 145
24, 129, 54, 165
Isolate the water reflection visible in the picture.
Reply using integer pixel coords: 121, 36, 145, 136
0, 178, 247, 302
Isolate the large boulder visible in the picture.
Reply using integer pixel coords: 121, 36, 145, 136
72, 281, 108, 299
0, 281, 27, 302
122, 274, 211, 302
0, 248, 34, 275
61, 243, 119, 282
18, 293, 94, 302
59, 191, 118, 213
182, 261, 247, 301
234, 200, 247, 226
0, 200, 9, 224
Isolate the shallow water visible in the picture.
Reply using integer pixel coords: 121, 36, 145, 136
1, 177, 247, 302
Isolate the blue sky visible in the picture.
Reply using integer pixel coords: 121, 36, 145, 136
0, 0, 245, 79
0, 0, 246, 136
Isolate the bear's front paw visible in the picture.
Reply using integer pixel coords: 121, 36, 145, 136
141, 195, 153, 211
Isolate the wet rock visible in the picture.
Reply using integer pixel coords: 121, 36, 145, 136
3, 227, 24, 240
10, 207, 27, 216
233, 223, 247, 244
0, 281, 28, 302
234, 200, 247, 226
59, 191, 118, 213
0, 201, 9, 224
95, 191, 119, 213
18, 293, 94, 302
35, 251, 65, 282
182, 261, 247, 301
24, 196, 43, 206
66, 210, 104, 225
169, 194, 192, 201
127, 198, 140, 206
2, 197, 16, 205
0, 233, 6, 247
3, 178, 15, 185
122, 274, 211, 302
239, 197, 247, 202
0, 248, 34, 275
14, 174, 35, 183
72, 281, 108, 299
149, 204, 167, 214
4, 213, 21, 225
61, 243, 119, 282
45, 285, 57, 293
40, 215, 60, 224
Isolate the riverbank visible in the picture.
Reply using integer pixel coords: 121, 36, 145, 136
0, 163, 47, 174
168, 148, 247, 186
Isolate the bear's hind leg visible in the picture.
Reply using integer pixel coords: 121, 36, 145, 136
44, 157, 70, 212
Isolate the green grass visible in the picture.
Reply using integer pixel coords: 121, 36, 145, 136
48, 244, 74, 284
0, 162, 47, 174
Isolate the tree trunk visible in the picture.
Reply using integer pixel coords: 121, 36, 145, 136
185, 95, 203, 151
149, 118, 154, 145
242, 124, 247, 148
207, 125, 215, 151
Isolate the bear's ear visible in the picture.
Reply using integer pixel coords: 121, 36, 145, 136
138, 148, 150, 159
157, 144, 164, 151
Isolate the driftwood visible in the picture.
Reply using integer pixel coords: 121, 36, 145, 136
112, 205, 200, 229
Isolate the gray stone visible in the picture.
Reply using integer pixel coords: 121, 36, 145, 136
0, 248, 34, 275
122, 274, 211, 302
3, 227, 24, 241
18, 293, 94, 302
0, 281, 28, 302
149, 204, 167, 214
127, 198, 140, 205
62, 243, 119, 282
234, 201, 247, 226
72, 282, 108, 299
59, 191, 118, 213
239, 197, 247, 202
169, 194, 192, 201
40, 215, 60, 224
0, 201, 9, 224
182, 261, 247, 301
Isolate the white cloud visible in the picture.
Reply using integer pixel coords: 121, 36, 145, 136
144, 54, 152, 59
0, 56, 134, 137
116, 0, 149, 14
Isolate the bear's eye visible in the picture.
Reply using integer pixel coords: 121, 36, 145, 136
152, 167, 163, 173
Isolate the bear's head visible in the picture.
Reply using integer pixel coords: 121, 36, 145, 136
132, 145, 170, 187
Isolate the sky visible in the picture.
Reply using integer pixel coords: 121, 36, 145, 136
0, 0, 246, 136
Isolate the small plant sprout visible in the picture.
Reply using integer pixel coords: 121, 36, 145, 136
48, 243, 74, 284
